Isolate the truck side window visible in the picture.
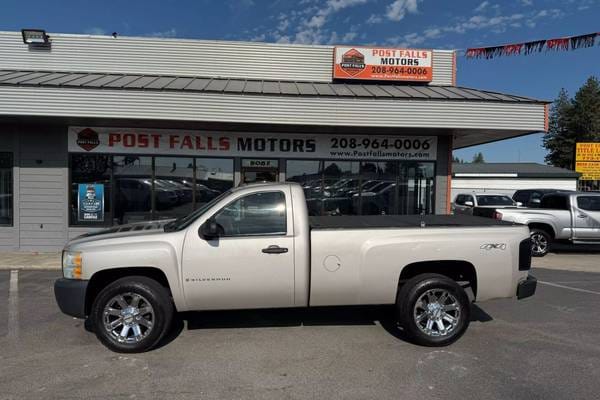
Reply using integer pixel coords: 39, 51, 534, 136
577, 196, 600, 211
455, 195, 464, 205
540, 195, 568, 210
213, 191, 287, 237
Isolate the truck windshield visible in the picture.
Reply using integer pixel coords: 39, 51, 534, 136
476, 195, 514, 206
163, 190, 232, 232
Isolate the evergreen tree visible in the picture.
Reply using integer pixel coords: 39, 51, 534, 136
544, 77, 600, 168
472, 152, 485, 163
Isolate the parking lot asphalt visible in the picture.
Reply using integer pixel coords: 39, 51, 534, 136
1, 267, 599, 400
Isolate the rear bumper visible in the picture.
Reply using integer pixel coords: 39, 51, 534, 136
54, 278, 88, 318
517, 275, 537, 300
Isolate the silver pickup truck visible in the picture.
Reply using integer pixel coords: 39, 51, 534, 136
491, 192, 600, 256
55, 182, 536, 353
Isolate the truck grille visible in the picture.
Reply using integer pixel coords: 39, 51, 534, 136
519, 238, 532, 271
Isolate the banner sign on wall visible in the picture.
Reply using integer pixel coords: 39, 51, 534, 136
575, 142, 600, 180
78, 183, 104, 221
68, 127, 437, 161
333, 46, 433, 82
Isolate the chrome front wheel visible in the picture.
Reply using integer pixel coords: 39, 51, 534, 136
103, 292, 155, 344
91, 276, 174, 353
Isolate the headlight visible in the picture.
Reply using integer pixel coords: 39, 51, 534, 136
62, 250, 82, 279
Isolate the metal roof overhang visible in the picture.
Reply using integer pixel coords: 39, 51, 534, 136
0, 70, 549, 149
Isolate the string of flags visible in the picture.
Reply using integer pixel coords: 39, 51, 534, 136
465, 32, 599, 59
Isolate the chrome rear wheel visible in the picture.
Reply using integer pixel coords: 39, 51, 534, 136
413, 289, 461, 337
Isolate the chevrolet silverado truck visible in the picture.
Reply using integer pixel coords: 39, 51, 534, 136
55, 182, 536, 353
489, 191, 600, 257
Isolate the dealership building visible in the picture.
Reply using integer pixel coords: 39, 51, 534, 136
0, 31, 548, 251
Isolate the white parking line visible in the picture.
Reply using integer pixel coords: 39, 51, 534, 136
8, 270, 19, 339
538, 280, 600, 296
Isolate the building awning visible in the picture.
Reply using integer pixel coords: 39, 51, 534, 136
0, 69, 544, 103
0, 69, 549, 148
453, 163, 580, 179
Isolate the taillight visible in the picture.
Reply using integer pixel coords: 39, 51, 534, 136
493, 211, 503, 220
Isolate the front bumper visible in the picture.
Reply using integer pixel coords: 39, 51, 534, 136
54, 278, 88, 318
517, 275, 537, 300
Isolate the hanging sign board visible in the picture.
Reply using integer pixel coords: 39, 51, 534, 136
68, 127, 437, 161
575, 142, 600, 180
78, 183, 104, 221
333, 46, 433, 82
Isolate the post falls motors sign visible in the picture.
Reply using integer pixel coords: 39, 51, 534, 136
69, 127, 437, 161
333, 46, 433, 82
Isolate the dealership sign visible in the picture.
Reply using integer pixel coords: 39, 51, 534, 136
575, 142, 600, 180
333, 46, 433, 82
68, 127, 437, 161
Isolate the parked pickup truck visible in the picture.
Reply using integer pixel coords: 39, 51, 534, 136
55, 183, 536, 353
485, 191, 600, 257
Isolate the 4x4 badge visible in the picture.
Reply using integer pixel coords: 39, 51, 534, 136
480, 243, 507, 250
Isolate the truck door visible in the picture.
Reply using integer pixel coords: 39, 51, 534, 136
181, 189, 296, 310
573, 195, 600, 239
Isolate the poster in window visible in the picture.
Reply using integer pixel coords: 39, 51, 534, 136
78, 183, 104, 221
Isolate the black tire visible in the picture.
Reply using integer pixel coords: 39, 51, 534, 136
530, 228, 551, 257
90, 276, 174, 353
397, 273, 471, 347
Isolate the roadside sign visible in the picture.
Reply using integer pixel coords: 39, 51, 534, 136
575, 142, 600, 180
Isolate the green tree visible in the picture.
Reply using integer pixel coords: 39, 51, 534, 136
452, 156, 465, 164
544, 77, 600, 168
472, 152, 485, 163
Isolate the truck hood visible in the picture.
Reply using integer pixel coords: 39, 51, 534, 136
68, 219, 175, 246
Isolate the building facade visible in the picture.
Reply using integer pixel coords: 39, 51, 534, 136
451, 162, 580, 200
0, 31, 547, 250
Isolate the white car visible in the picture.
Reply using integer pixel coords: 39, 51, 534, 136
453, 192, 518, 215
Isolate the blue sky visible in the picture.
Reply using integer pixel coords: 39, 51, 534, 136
2, 0, 599, 163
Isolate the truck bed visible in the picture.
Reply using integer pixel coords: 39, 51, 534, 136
309, 214, 517, 230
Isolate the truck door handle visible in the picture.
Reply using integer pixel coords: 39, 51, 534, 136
577, 214, 587, 218
262, 245, 288, 254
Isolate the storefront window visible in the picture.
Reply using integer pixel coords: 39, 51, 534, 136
354, 161, 398, 215
399, 162, 435, 215
69, 154, 233, 226
195, 158, 234, 207
0, 153, 13, 226
286, 159, 435, 216
70, 154, 111, 226
113, 156, 154, 224
154, 157, 195, 220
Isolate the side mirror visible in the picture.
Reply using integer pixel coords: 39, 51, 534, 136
516, 202, 523, 207
199, 218, 219, 240
464, 201, 474, 207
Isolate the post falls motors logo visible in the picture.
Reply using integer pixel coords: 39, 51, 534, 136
340, 48, 365, 76
76, 128, 100, 151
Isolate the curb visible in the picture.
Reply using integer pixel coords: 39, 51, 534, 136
0, 266, 61, 271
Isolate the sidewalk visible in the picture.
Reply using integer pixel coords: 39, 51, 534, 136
0, 251, 61, 270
